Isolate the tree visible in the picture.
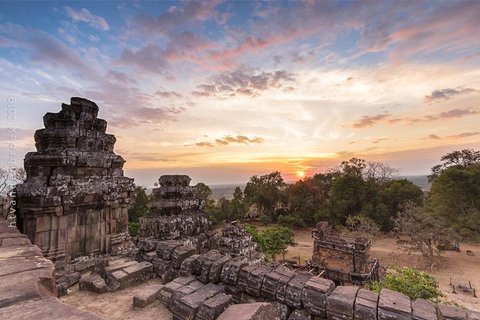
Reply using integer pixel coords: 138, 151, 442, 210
428, 149, 480, 240
371, 266, 441, 301
244, 172, 287, 221
128, 185, 149, 236
343, 214, 380, 239
395, 202, 454, 264
194, 182, 213, 203
0, 167, 26, 196
245, 224, 296, 261
429, 149, 480, 181
229, 187, 246, 221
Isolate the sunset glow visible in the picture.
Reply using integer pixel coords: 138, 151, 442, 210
1, 1, 480, 186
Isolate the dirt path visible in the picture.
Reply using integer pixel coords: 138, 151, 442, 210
61, 278, 172, 320
285, 228, 480, 311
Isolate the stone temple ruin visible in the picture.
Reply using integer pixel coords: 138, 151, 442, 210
310, 221, 380, 285
139, 175, 214, 252
3, 97, 480, 320
15, 97, 134, 263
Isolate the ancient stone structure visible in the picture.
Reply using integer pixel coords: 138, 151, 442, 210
139, 175, 212, 250
216, 221, 260, 260
310, 221, 379, 285
0, 219, 100, 319
15, 97, 135, 262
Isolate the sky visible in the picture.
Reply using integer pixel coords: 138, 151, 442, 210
1, 0, 480, 186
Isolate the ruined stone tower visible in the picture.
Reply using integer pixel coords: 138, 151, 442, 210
15, 97, 134, 262
139, 175, 211, 241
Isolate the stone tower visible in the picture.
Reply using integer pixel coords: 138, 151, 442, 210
15, 97, 135, 262
139, 175, 211, 240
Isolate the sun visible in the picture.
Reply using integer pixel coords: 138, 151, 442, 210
296, 170, 305, 179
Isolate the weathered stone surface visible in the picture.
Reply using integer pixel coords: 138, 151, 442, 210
180, 254, 199, 276
354, 288, 378, 320
209, 255, 231, 283
196, 292, 233, 320
439, 305, 467, 320
378, 289, 412, 320
274, 267, 296, 304
216, 222, 261, 260
271, 301, 291, 320
139, 175, 211, 245
217, 302, 277, 320
220, 256, 249, 285
0, 220, 99, 319
286, 273, 312, 309
79, 273, 108, 293
172, 245, 196, 268
412, 299, 437, 320
238, 265, 258, 293
246, 265, 271, 297
15, 97, 134, 262
105, 261, 154, 290
173, 283, 224, 320
467, 311, 480, 320
310, 221, 379, 285
0, 296, 101, 320
301, 276, 336, 317
132, 283, 163, 308
326, 285, 359, 320
158, 280, 185, 306
288, 308, 311, 320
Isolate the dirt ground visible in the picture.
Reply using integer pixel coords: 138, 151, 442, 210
60, 278, 172, 320
285, 228, 480, 312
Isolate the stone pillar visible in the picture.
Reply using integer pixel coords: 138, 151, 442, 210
15, 97, 134, 262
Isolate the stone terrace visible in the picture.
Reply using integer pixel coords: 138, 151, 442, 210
0, 219, 99, 320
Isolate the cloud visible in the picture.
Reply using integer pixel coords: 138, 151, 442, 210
352, 108, 479, 128
155, 90, 182, 98
351, 113, 390, 128
65, 7, 109, 31
191, 68, 295, 97
425, 87, 479, 103
0, 23, 87, 71
119, 31, 214, 74
448, 132, 480, 139
425, 132, 480, 140
195, 135, 265, 147
195, 142, 214, 148
130, 1, 223, 36
415, 108, 479, 123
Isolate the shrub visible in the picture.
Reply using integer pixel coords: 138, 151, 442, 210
128, 222, 139, 237
371, 266, 441, 300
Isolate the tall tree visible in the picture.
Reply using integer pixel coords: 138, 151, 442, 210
244, 171, 287, 221
428, 149, 480, 239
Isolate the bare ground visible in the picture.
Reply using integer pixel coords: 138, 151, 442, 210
60, 278, 172, 320
285, 228, 480, 311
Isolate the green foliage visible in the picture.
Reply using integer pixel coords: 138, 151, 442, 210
371, 266, 441, 301
128, 185, 149, 223
244, 224, 296, 261
343, 214, 380, 239
244, 172, 287, 221
277, 214, 306, 228
395, 203, 454, 261
194, 182, 213, 202
128, 222, 139, 237
428, 154, 480, 240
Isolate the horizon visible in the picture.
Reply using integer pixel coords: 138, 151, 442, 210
1, 1, 480, 185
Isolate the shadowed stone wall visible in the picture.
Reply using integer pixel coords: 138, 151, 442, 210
15, 97, 134, 262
